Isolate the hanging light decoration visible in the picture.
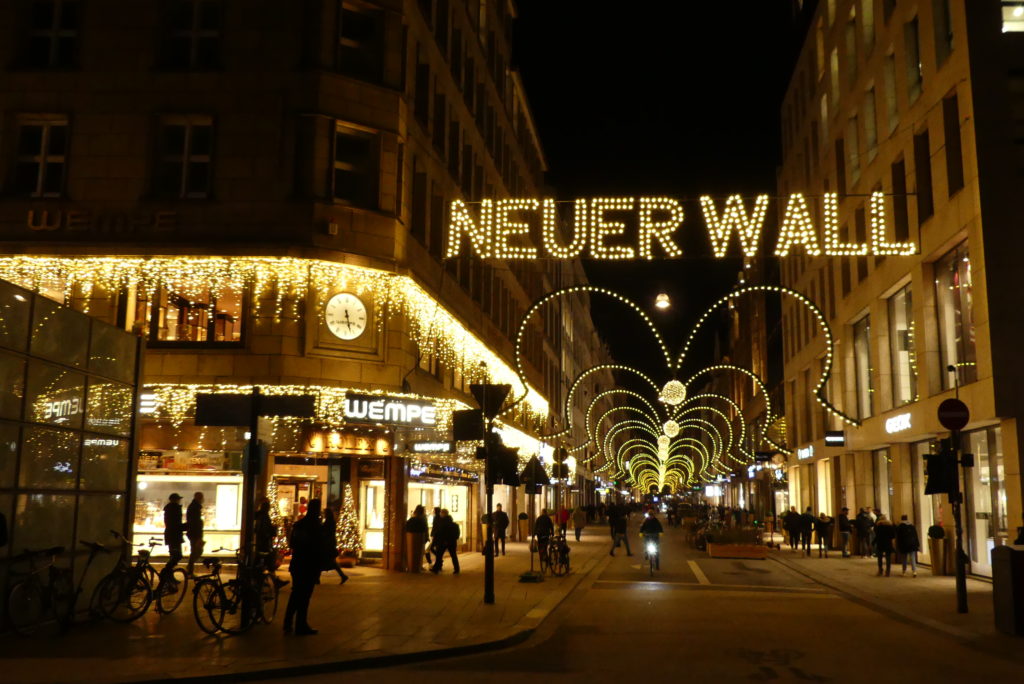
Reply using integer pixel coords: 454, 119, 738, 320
655, 293, 671, 309
659, 380, 687, 406
663, 419, 679, 438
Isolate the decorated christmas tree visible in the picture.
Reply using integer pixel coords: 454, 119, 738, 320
265, 478, 288, 551
337, 483, 362, 556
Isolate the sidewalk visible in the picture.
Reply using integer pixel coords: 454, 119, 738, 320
0, 528, 612, 684
769, 547, 1021, 658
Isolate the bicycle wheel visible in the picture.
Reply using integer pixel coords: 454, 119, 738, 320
192, 580, 223, 635
212, 579, 255, 634
551, 549, 569, 577
49, 567, 77, 631
7, 578, 57, 637
649, 553, 655, 576
538, 547, 551, 575
156, 568, 189, 614
257, 573, 278, 624
107, 572, 152, 622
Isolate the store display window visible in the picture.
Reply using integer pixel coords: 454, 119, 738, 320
134, 472, 243, 557
132, 283, 244, 345
360, 479, 385, 552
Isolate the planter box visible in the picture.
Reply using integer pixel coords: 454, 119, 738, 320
706, 543, 768, 559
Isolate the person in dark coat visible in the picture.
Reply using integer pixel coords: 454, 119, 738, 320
493, 504, 510, 555
430, 509, 460, 574
837, 507, 853, 558
608, 509, 632, 556
321, 507, 348, 584
855, 507, 875, 558
896, 514, 921, 577
405, 505, 429, 569
284, 498, 323, 635
161, 493, 184, 581
255, 499, 288, 588
427, 506, 442, 565
185, 492, 205, 575
783, 507, 801, 551
813, 513, 834, 558
799, 507, 815, 556
873, 514, 896, 577
535, 508, 555, 560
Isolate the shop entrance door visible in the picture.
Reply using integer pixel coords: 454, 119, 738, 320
275, 477, 320, 520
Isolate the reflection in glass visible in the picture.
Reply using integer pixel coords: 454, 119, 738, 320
30, 297, 88, 367
935, 243, 977, 389
86, 380, 133, 436
26, 361, 85, 429
14, 492, 75, 552
19, 426, 79, 489
0, 282, 31, 351
853, 315, 873, 419
0, 352, 25, 420
80, 438, 128, 491
0, 421, 18, 487
888, 285, 917, 406
89, 323, 137, 383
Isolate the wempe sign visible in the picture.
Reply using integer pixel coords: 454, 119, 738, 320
344, 393, 437, 427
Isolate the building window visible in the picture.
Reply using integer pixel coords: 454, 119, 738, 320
964, 426, 1007, 571
131, 284, 244, 345
913, 129, 933, 222
934, 242, 977, 389
332, 123, 377, 208
932, 0, 953, 64
12, 117, 68, 198
853, 314, 873, 419
336, 4, 385, 83
872, 449, 893, 514
1003, 2, 1024, 32
835, 138, 847, 194
883, 52, 898, 134
155, 116, 213, 199
161, 0, 223, 70
883, 0, 897, 23
888, 284, 917, 406
863, 88, 877, 160
861, 0, 875, 52
24, 0, 80, 68
904, 17, 922, 103
847, 116, 860, 185
844, 8, 858, 87
891, 159, 910, 241
829, 47, 840, 108
942, 93, 964, 195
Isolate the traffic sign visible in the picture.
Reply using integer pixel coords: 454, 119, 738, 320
937, 398, 969, 431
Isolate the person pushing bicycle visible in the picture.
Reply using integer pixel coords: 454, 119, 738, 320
640, 510, 664, 570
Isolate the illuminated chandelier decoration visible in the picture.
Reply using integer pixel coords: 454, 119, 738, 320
506, 284, 850, 489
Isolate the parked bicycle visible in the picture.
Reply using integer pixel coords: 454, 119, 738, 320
6, 539, 109, 637
192, 548, 278, 635
93, 531, 154, 622
538, 534, 570, 577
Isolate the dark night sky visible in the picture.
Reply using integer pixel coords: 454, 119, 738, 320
513, 1, 796, 388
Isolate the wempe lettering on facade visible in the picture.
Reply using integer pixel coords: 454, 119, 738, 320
344, 393, 437, 427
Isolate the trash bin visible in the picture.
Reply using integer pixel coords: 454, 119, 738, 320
992, 545, 1024, 635
517, 517, 530, 542
928, 537, 946, 576
405, 531, 425, 572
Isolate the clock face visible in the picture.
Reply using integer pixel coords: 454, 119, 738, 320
324, 293, 368, 341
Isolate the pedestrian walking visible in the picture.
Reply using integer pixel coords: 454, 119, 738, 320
557, 507, 570, 537
609, 509, 632, 556
874, 514, 896, 576
493, 503, 510, 555
896, 514, 921, 577
185, 492, 205, 575
783, 506, 800, 551
161, 493, 184, 581
800, 507, 815, 556
572, 506, 587, 542
814, 512, 833, 558
430, 509, 461, 574
321, 508, 349, 584
837, 507, 852, 558
284, 498, 323, 635
427, 506, 441, 566
855, 507, 874, 558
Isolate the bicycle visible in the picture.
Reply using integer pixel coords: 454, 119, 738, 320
643, 535, 660, 576
192, 547, 277, 635
93, 531, 154, 622
549, 534, 570, 576
5, 546, 74, 637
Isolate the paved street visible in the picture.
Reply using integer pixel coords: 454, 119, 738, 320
277, 522, 1021, 684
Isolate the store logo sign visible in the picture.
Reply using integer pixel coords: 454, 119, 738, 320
344, 393, 437, 427
885, 413, 912, 434
409, 441, 454, 453
797, 445, 814, 460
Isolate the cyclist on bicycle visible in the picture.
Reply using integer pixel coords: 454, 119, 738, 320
534, 508, 554, 559
640, 511, 664, 570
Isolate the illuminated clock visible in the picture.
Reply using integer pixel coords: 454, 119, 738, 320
324, 292, 367, 340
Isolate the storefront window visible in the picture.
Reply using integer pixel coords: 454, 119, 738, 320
30, 296, 89, 368
965, 426, 1006, 575
80, 438, 130, 491
26, 360, 85, 429
85, 380, 133, 436
0, 422, 18, 487
133, 284, 244, 345
934, 243, 977, 389
134, 472, 244, 557
360, 478, 386, 552
887, 284, 917, 406
0, 281, 31, 351
19, 426, 79, 490
853, 315, 874, 419
0, 352, 25, 420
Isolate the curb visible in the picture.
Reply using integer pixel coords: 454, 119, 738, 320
768, 553, 982, 642
132, 549, 612, 684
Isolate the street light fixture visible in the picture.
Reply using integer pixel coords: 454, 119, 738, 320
655, 293, 671, 309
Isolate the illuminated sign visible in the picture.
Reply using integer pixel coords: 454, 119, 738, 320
409, 440, 454, 454
705, 484, 723, 497
446, 192, 918, 260
797, 445, 814, 460
885, 413, 912, 434
344, 393, 437, 427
